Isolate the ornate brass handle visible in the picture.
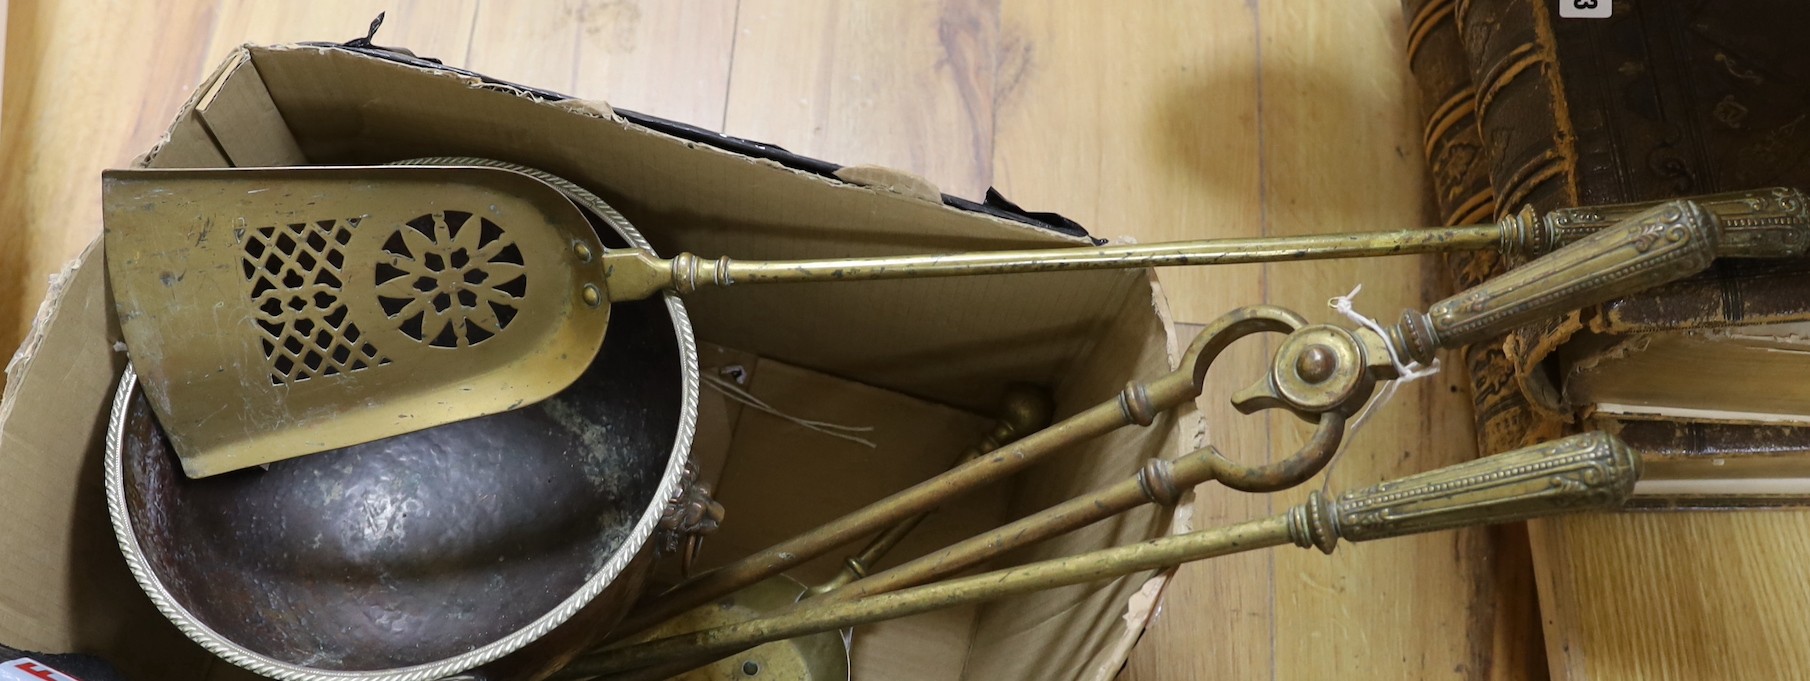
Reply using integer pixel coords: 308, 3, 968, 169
562, 431, 1637, 680
1289, 430, 1636, 551
656, 463, 726, 578
1506, 187, 1808, 260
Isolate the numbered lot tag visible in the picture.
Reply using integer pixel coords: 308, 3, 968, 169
1560, 0, 1611, 18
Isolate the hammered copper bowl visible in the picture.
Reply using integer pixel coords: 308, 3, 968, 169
105, 189, 699, 681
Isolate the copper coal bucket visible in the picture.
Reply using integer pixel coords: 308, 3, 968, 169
105, 177, 710, 681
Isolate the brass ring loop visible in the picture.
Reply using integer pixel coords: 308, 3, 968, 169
1211, 411, 1348, 493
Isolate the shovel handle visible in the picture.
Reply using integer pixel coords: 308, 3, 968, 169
1510, 187, 1809, 260
601, 226, 1506, 302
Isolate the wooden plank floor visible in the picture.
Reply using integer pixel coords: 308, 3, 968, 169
1, 1, 1493, 678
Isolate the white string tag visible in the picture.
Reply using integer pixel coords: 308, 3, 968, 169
1321, 285, 1441, 487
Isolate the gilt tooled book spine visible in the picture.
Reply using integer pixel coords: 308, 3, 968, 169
1402, 0, 1553, 459
1450, 0, 1580, 440
1455, 0, 1810, 433
1401, 4, 1551, 680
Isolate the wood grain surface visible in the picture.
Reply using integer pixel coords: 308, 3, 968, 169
1, 0, 7, 135
0, 1, 1785, 679
1532, 512, 1810, 681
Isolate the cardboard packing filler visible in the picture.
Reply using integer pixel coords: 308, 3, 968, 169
0, 41, 1197, 679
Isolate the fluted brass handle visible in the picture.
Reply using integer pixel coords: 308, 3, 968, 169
1510, 187, 1809, 260
1391, 200, 1719, 364
1288, 431, 1638, 553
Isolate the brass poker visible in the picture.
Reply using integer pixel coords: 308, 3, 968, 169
565, 430, 1641, 679
104, 156, 1797, 478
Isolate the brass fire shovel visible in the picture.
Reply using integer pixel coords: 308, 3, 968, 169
104, 166, 614, 477
104, 162, 1797, 477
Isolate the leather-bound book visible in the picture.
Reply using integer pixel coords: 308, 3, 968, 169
1453, 0, 1810, 497
1441, 0, 1810, 677
1402, 0, 1544, 458
1596, 415, 1810, 509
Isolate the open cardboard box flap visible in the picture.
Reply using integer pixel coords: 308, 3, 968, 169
0, 42, 1201, 680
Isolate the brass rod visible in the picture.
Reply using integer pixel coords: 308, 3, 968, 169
577, 517, 1295, 679
715, 227, 1503, 283
816, 448, 1221, 607
564, 431, 1637, 679
604, 226, 1505, 301
586, 428, 1348, 681
805, 514, 926, 597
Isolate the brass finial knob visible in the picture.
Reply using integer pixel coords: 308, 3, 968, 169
1295, 344, 1337, 384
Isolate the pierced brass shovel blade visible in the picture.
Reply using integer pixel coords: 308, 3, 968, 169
104, 166, 610, 478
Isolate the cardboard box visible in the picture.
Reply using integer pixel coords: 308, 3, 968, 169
0, 42, 1198, 680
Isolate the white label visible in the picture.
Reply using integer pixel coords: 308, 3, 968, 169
0, 658, 81, 681
1559, 0, 1612, 18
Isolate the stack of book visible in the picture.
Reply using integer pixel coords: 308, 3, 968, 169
1400, 0, 1810, 677
1407, 0, 1810, 505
